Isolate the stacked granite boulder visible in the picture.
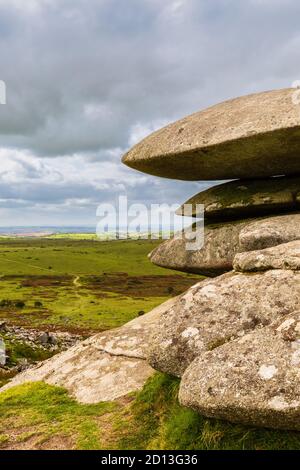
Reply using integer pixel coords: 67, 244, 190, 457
122, 88, 300, 430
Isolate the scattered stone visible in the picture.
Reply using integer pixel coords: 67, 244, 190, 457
0, 323, 84, 377
0, 298, 177, 403
148, 270, 300, 377
122, 88, 300, 180
179, 311, 300, 430
177, 176, 300, 221
234, 240, 300, 272
1, 325, 82, 351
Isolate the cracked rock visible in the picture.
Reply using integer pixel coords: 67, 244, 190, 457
149, 214, 300, 276
234, 240, 300, 272
179, 311, 300, 430
148, 270, 300, 377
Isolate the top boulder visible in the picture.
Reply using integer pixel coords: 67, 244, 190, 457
122, 88, 300, 180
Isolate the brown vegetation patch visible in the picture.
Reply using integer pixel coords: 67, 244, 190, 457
85, 273, 200, 298
20, 276, 71, 288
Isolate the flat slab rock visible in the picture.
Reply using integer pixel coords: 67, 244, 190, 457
150, 219, 248, 276
179, 311, 300, 430
177, 176, 300, 221
122, 88, 300, 181
234, 240, 300, 272
150, 214, 300, 276
148, 270, 300, 377
0, 298, 177, 403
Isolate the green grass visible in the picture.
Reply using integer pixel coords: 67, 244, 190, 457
0, 239, 199, 331
112, 374, 300, 450
0, 333, 57, 388
0, 238, 171, 276
0, 382, 118, 449
0, 237, 299, 450
4, 340, 54, 366
0, 276, 168, 330
45, 233, 101, 241
1, 374, 300, 450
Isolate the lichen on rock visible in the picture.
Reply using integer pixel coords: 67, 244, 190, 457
179, 311, 300, 430
148, 270, 300, 377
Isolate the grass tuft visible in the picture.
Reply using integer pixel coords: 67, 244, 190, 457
112, 373, 300, 451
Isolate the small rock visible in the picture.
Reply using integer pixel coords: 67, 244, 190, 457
48, 334, 57, 346
37, 332, 50, 345
234, 240, 300, 272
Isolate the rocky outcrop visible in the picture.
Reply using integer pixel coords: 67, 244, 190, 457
122, 88, 300, 180
150, 214, 300, 276
148, 270, 300, 377
122, 88, 300, 430
0, 298, 177, 403
179, 311, 300, 430
177, 176, 300, 221
233, 240, 300, 272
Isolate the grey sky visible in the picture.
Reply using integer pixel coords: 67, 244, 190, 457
0, 0, 299, 226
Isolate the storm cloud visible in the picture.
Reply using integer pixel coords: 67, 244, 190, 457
0, 0, 299, 225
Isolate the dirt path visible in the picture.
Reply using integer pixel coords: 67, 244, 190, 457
73, 276, 82, 287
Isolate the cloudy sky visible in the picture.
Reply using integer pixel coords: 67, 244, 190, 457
0, 0, 299, 227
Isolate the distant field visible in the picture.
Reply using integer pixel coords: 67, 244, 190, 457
0, 238, 174, 276
0, 238, 200, 331
45, 233, 100, 240
45, 233, 169, 241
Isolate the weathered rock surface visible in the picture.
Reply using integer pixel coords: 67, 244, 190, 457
234, 240, 300, 272
239, 213, 300, 250
150, 214, 300, 275
148, 270, 300, 377
177, 176, 300, 221
0, 298, 177, 403
149, 220, 249, 276
122, 88, 300, 181
179, 311, 300, 430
